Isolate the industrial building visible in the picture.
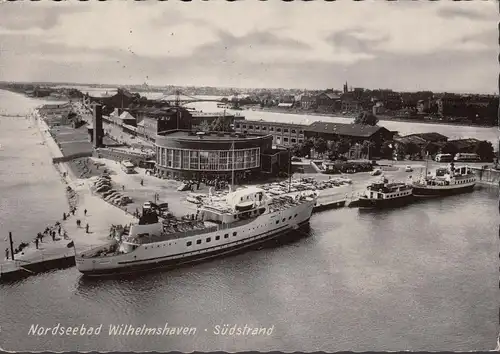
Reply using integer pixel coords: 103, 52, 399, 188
233, 120, 306, 147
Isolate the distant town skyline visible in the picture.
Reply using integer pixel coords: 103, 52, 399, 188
0, 1, 497, 94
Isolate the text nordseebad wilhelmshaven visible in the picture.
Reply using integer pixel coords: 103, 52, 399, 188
28, 323, 197, 336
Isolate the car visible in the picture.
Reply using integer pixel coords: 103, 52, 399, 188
370, 168, 382, 176
405, 165, 413, 172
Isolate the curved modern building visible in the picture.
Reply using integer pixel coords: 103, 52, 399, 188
155, 130, 279, 181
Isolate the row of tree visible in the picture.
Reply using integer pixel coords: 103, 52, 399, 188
392, 140, 495, 161
290, 136, 495, 162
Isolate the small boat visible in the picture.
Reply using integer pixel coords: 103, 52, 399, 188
357, 177, 414, 209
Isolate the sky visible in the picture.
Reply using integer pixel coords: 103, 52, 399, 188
0, 0, 497, 93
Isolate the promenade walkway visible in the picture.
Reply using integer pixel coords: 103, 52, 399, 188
1, 116, 135, 277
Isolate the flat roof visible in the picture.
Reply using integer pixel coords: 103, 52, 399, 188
158, 130, 271, 141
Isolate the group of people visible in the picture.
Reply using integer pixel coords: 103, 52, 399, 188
3, 204, 93, 261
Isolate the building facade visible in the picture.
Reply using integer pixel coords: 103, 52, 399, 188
233, 120, 306, 147
154, 130, 274, 181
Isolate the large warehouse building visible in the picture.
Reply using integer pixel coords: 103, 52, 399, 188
154, 130, 289, 182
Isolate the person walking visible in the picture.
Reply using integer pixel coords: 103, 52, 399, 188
5, 248, 9, 260
85, 223, 89, 234
84, 209, 87, 216
35, 238, 39, 249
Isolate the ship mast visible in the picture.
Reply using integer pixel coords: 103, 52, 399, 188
425, 151, 429, 177
231, 140, 235, 191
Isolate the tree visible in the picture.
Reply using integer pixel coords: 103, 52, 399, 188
210, 116, 231, 132
291, 143, 304, 158
424, 142, 440, 157
199, 120, 211, 132
441, 142, 459, 157
406, 142, 421, 158
313, 137, 328, 156
394, 143, 408, 159
380, 141, 394, 158
474, 140, 495, 162
336, 138, 351, 155
354, 111, 379, 126
301, 138, 314, 157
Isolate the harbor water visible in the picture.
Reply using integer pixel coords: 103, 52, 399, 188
0, 89, 498, 352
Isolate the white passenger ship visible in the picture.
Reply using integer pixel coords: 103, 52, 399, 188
76, 186, 318, 276
412, 164, 476, 197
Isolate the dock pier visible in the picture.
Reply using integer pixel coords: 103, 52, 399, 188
313, 199, 347, 213
1, 255, 76, 283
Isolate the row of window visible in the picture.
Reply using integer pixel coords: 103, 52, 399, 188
187, 231, 237, 247
155, 147, 260, 171
275, 137, 304, 145
457, 179, 473, 184
185, 213, 299, 247
235, 124, 304, 135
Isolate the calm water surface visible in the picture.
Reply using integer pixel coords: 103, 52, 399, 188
0, 89, 498, 352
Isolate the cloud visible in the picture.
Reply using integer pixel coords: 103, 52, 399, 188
327, 29, 390, 54
0, 2, 85, 31
437, 7, 495, 21
0, 0, 496, 93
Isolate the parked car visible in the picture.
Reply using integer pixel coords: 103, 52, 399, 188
370, 168, 382, 176
405, 165, 413, 172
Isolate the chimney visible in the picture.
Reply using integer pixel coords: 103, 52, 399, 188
92, 104, 104, 148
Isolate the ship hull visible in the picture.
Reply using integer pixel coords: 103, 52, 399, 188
412, 183, 475, 197
76, 200, 315, 277
78, 221, 311, 277
357, 194, 414, 209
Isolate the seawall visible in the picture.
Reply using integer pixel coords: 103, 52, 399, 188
471, 167, 500, 186
0, 255, 75, 283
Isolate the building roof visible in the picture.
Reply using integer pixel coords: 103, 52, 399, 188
319, 92, 341, 100
448, 138, 481, 150
119, 111, 135, 121
239, 119, 305, 128
394, 135, 428, 146
158, 130, 271, 141
305, 121, 388, 138
405, 132, 448, 142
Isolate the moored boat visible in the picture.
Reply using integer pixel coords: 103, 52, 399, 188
412, 164, 476, 197
356, 177, 414, 209
76, 186, 318, 277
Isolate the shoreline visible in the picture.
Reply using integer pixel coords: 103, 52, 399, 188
243, 106, 496, 129
1, 112, 132, 265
